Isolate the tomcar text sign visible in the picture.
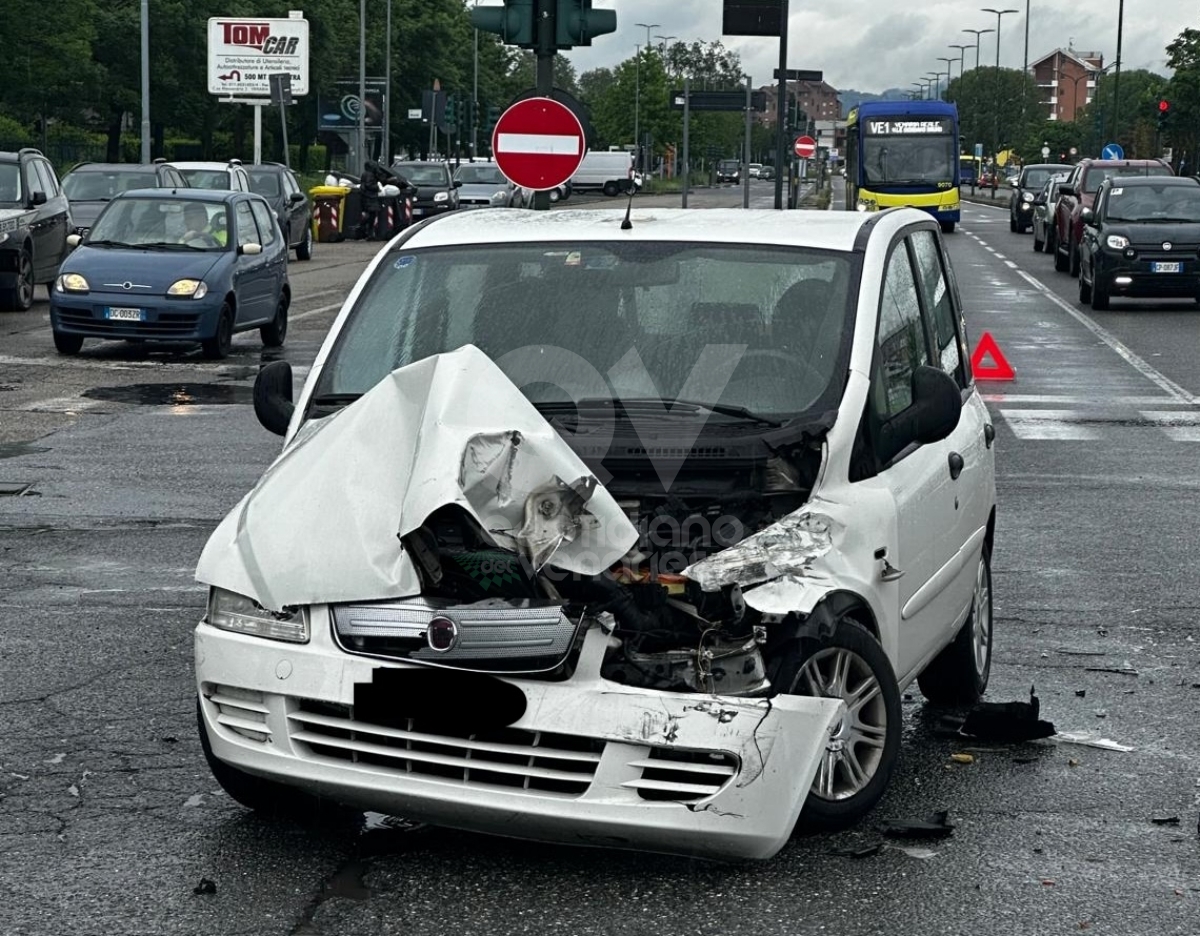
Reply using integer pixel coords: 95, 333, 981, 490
207, 17, 310, 97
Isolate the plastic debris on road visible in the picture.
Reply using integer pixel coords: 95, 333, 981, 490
880, 810, 956, 839
1052, 732, 1134, 753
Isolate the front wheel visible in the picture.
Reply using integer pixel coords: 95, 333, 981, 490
940, 221, 955, 234
783, 617, 902, 831
1078, 264, 1093, 303
1068, 235, 1080, 277
602, 181, 621, 197
1032, 226, 1044, 252
295, 223, 313, 261
201, 304, 234, 360
0, 249, 34, 312
917, 545, 994, 705
53, 331, 84, 355
260, 292, 288, 347
1091, 273, 1110, 311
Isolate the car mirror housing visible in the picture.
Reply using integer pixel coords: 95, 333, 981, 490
30, 190, 47, 206
66, 233, 82, 247
879, 366, 963, 462
240, 242, 263, 255
254, 360, 294, 436
288, 191, 306, 203
453, 179, 463, 188
1081, 207, 1095, 224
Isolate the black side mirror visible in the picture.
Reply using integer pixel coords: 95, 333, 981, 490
288, 191, 306, 203
879, 366, 963, 462
254, 360, 294, 436
1081, 207, 1095, 225
453, 179, 463, 188
30, 190, 47, 206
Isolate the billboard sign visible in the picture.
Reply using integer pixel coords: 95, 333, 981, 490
318, 82, 385, 131
208, 16, 310, 97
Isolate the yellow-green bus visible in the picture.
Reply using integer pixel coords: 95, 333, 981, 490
844, 100, 961, 233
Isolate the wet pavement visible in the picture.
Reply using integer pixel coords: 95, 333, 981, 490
1, 213, 1198, 935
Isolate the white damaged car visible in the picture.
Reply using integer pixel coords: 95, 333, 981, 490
194, 207, 997, 860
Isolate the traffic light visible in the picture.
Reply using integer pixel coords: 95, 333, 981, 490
1158, 98, 1170, 131
555, 0, 617, 48
470, 0, 536, 48
486, 106, 502, 134
445, 95, 458, 129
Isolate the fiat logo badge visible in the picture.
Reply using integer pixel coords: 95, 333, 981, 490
1163, 242, 1173, 251
426, 616, 459, 652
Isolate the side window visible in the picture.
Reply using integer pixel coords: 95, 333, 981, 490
873, 240, 929, 419
28, 160, 52, 197
250, 200, 277, 245
284, 172, 299, 196
38, 160, 61, 196
910, 229, 964, 385
235, 201, 260, 248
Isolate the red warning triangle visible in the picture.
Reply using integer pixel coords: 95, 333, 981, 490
971, 331, 1015, 381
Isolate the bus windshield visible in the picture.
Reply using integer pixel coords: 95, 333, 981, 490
863, 135, 956, 186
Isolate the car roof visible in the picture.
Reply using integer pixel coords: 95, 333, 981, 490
1080, 158, 1168, 168
114, 188, 242, 203
394, 161, 447, 167
172, 161, 241, 170
1100, 175, 1199, 187
400, 207, 901, 253
67, 162, 173, 172
1023, 163, 1072, 170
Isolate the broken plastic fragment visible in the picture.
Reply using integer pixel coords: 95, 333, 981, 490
829, 842, 882, 859
1053, 732, 1134, 753
879, 810, 956, 839
1151, 816, 1180, 826
900, 846, 940, 860
960, 687, 1056, 742
514, 477, 595, 571
684, 513, 834, 591
949, 753, 975, 764
193, 878, 217, 895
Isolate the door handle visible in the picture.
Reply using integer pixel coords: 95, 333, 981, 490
948, 452, 964, 480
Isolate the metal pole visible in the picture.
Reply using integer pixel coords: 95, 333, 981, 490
140, 0, 150, 162
358, 0, 366, 171
253, 105, 262, 164
773, 0, 789, 209
1112, 0, 1124, 145
279, 101, 290, 168
743, 74, 751, 209
384, 0, 392, 165
682, 76, 690, 209
532, 0, 554, 210
472, 10, 479, 158
634, 46, 640, 172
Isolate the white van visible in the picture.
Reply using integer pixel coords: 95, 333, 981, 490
570, 150, 635, 196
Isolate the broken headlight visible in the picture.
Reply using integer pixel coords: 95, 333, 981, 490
206, 587, 308, 643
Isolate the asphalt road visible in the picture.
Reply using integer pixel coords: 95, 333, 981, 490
1, 189, 1197, 936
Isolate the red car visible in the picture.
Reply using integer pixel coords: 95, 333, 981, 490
1053, 158, 1173, 276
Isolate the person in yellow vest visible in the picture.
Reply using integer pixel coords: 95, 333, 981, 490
182, 203, 227, 247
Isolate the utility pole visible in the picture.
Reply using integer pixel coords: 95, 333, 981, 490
357, 0, 366, 171
773, 0, 789, 209
1112, 0, 1125, 145
140, 0, 150, 161
384, 0, 392, 165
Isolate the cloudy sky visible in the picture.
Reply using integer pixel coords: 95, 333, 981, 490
562, 1, 1195, 92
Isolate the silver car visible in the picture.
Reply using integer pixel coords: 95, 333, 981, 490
453, 162, 525, 209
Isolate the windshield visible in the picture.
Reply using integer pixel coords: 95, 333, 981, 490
455, 165, 506, 185
179, 169, 234, 190
1106, 185, 1200, 222
0, 163, 22, 203
87, 197, 230, 250
63, 170, 158, 201
247, 170, 282, 198
313, 242, 854, 420
1022, 167, 1066, 190
863, 135, 955, 185
1085, 165, 1172, 194
396, 166, 448, 186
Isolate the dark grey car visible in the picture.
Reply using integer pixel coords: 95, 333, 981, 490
60, 161, 188, 238
248, 163, 313, 261
391, 161, 460, 218
1009, 162, 1072, 233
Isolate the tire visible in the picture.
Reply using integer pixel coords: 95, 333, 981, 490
1068, 234, 1080, 278
548, 187, 561, 203
0, 248, 35, 312
1091, 273, 1110, 311
260, 292, 288, 347
917, 545, 994, 706
295, 223, 313, 261
782, 616, 902, 831
53, 331, 84, 355
201, 303, 234, 360
1054, 234, 1068, 272
1009, 214, 1018, 232
1078, 264, 1092, 303
602, 181, 620, 197
1032, 226, 1044, 252
1045, 224, 1057, 256
940, 221, 955, 234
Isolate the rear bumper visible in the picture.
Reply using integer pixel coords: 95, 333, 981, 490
195, 617, 845, 861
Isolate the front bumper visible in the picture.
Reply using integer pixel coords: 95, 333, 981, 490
412, 202, 455, 218
1096, 254, 1200, 298
50, 293, 223, 341
195, 612, 845, 860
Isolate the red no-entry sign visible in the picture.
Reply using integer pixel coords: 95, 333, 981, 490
794, 135, 816, 159
492, 98, 587, 191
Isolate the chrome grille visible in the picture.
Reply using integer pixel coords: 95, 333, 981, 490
332, 598, 579, 672
289, 700, 602, 796
206, 684, 270, 743
623, 748, 739, 803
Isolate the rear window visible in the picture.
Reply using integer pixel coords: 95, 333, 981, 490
1084, 165, 1172, 193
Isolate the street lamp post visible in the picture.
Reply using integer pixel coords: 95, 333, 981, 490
384, 0, 392, 165
655, 34, 676, 54
926, 72, 943, 100
962, 28, 994, 70
1112, 0, 1124, 146
938, 57, 957, 96
982, 9, 1018, 161
950, 44, 974, 85
473, 0, 480, 159
633, 23, 660, 173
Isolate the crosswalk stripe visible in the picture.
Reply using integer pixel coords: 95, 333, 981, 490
1140, 411, 1200, 442
1000, 409, 1104, 440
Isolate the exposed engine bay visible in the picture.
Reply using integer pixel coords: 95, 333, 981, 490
397, 444, 822, 698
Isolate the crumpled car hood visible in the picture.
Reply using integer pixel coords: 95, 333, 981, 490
196, 345, 638, 611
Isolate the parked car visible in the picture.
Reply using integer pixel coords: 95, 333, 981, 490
196, 206, 997, 862
759, 165, 775, 181
547, 181, 572, 203
717, 159, 741, 183
0, 147, 74, 311
1031, 173, 1071, 253
61, 160, 189, 238
1054, 158, 1174, 276
173, 159, 252, 192
1008, 162, 1072, 233
570, 150, 636, 196
50, 189, 289, 359
247, 162, 314, 261
748, 163, 763, 179
391, 161, 460, 218
1077, 175, 1200, 310
452, 161, 525, 209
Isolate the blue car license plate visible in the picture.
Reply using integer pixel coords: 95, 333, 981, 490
105, 306, 145, 321
1152, 261, 1181, 273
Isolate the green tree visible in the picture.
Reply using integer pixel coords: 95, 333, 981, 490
1163, 28, 1200, 170
1077, 69, 1167, 159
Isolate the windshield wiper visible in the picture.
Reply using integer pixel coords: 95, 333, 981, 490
540, 397, 782, 427
139, 241, 207, 251
84, 239, 138, 249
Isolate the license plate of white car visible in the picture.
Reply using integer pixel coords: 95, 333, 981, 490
1152, 262, 1181, 273
105, 307, 144, 321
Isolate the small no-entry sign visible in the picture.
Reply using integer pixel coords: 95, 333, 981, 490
492, 98, 587, 191
794, 135, 816, 159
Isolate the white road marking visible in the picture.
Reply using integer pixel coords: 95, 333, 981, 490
1141, 411, 1200, 441
1014, 269, 1200, 405
290, 301, 343, 323
1000, 409, 1104, 440
1005, 260, 1019, 269
983, 394, 1187, 405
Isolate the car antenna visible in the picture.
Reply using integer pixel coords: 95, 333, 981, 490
620, 180, 635, 230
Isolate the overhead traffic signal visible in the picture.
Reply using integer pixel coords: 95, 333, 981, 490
471, 0, 616, 51
555, 0, 617, 48
470, 0, 536, 48
1157, 98, 1170, 131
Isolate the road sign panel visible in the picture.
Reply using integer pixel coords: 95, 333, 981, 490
794, 135, 816, 159
493, 97, 586, 191
1101, 142, 1124, 160
208, 16, 310, 97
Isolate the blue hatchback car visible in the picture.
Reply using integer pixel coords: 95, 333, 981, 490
50, 189, 290, 359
